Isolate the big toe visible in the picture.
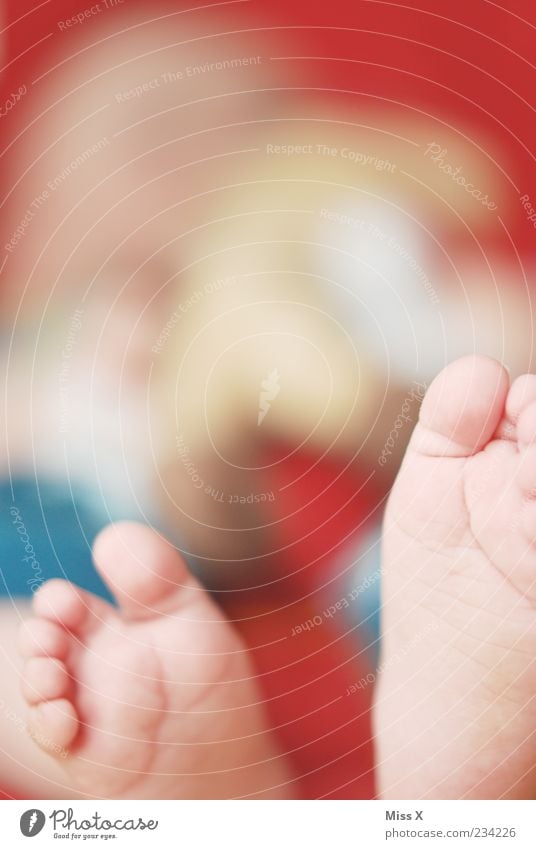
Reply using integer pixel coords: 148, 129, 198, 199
92, 522, 200, 620
412, 355, 509, 457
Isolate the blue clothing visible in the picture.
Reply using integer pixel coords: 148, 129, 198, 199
1, 477, 120, 601
1, 476, 382, 658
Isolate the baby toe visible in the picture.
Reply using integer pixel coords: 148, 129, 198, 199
18, 617, 69, 660
33, 580, 90, 631
28, 698, 78, 755
507, 375, 536, 424
92, 521, 199, 620
32, 579, 111, 636
517, 400, 536, 448
414, 355, 509, 457
21, 657, 71, 705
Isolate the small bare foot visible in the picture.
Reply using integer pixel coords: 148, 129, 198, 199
375, 355, 536, 799
18, 523, 293, 799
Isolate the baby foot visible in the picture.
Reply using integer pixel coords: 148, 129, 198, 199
375, 355, 536, 799
18, 523, 292, 799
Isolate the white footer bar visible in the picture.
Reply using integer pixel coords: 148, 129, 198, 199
2, 799, 535, 848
